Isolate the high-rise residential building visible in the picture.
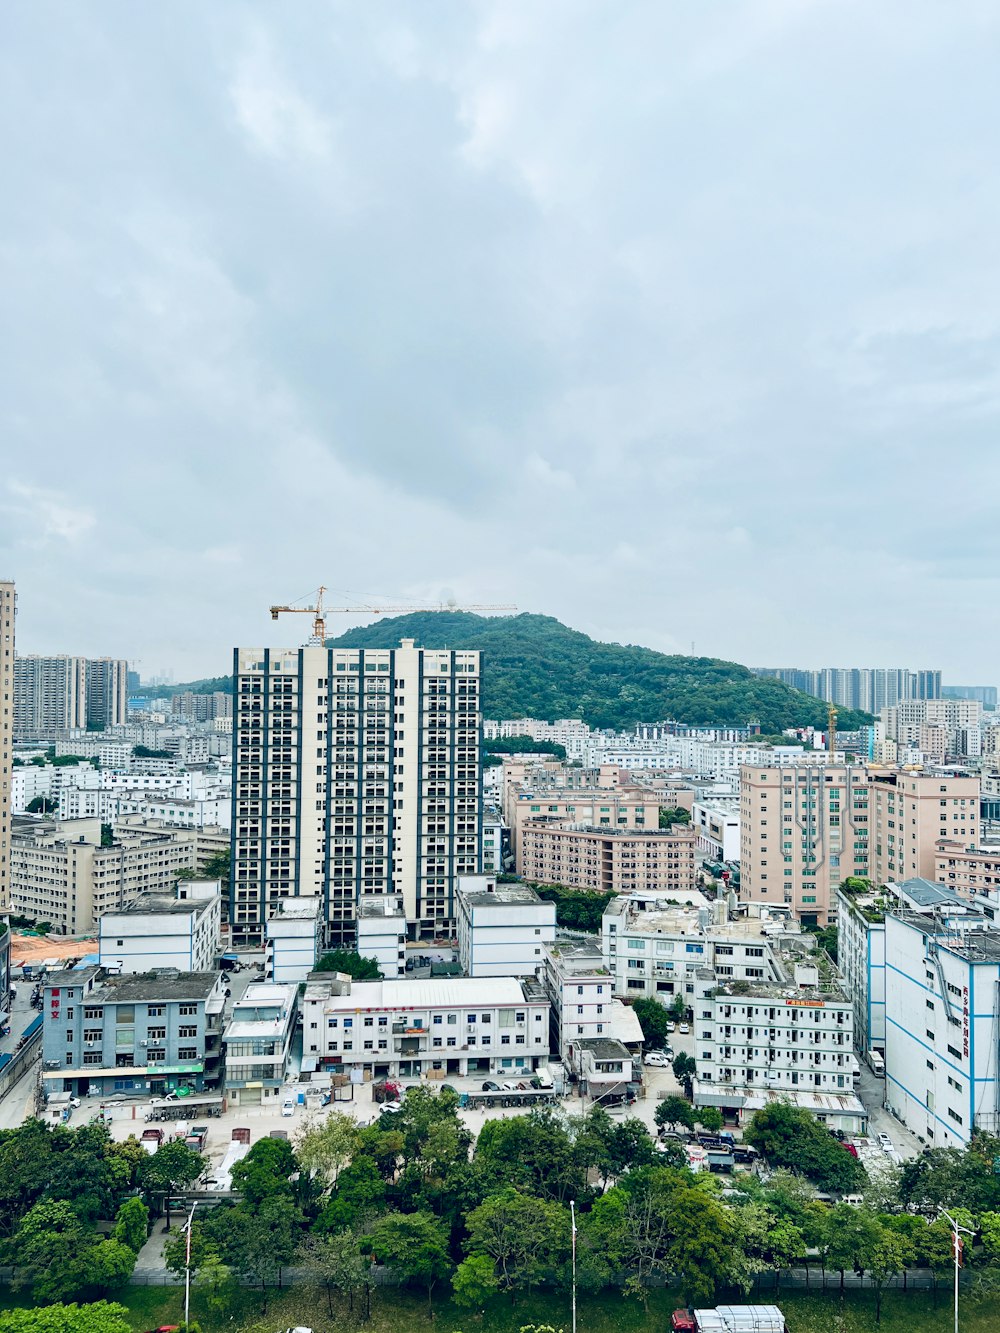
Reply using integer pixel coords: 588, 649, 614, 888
0, 581, 13, 909
881, 699, 983, 757
84, 657, 128, 729
752, 666, 941, 713
739, 762, 981, 925
13, 654, 128, 738
942, 685, 998, 709
13, 655, 87, 736
231, 638, 481, 947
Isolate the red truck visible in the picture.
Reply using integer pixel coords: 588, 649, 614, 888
140, 1128, 164, 1153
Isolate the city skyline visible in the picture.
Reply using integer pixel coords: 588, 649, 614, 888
3, 4, 1000, 678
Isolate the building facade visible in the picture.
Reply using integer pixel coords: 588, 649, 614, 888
223, 981, 298, 1106
97, 882, 222, 974
0, 582, 13, 909
866, 768, 980, 886
301, 973, 550, 1080
264, 899, 321, 983
41, 966, 225, 1097
934, 839, 1000, 896
884, 911, 1000, 1148
456, 877, 556, 978
231, 639, 481, 946
753, 667, 941, 712
518, 822, 697, 898
13, 655, 87, 737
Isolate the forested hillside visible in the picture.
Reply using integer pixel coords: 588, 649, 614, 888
328, 612, 870, 732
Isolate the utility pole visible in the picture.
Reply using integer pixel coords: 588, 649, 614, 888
184, 1199, 200, 1329
940, 1207, 973, 1333
570, 1198, 577, 1333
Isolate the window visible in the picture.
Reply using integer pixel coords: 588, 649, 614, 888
147, 1049, 166, 1063
178, 1005, 198, 1017
179, 1025, 197, 1039
178, 1048, 198, 1061
147, 1006, 164, 1017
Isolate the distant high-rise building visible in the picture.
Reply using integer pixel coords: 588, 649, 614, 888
84, 658, 128, 730
126, 670, 140, 693
752, 666, 941, 713
14, 655, 87, 736
231, 638, 481, 947
943, 685, 998, 709
0, 581, 14, 909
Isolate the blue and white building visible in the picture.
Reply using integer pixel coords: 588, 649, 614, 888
885, 910, 1000, 1147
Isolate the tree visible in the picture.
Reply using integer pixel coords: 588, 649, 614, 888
316, 1155, 386, 1233
163, 1220, 217, 1283
475, 1108, 588, 1204
667, 994, 687, 1023
295, 1110, 360, 1188
672, 1052, 696, 1096
206, 1198, 302, 1311
100, 824, 115, 848
25, 796, 57, 815
314, 948, 383, 979
654, 1096, 694, 1132
661, 1186, 738, 1305
452, 1253, 501, 1308
111, 1196, 148, 1254
368, 1210, 451, 1310
632, 998, 670, 1049
136, 1140, 204, 1225
868, 1221, 908, 1324
81, 1239, 136, 1292
0, 1303, 131, 1333
823, 1204, 880, 1293
530, 885, 614, 933
659, 806, 691, 827
744, 1102, 866, 1194
194, 1252, 235, 1320
695, 1106, 724, 1134
9, 1200, 93, 1302
298, 1231, 368, 1317
464, 1188, 568, 1301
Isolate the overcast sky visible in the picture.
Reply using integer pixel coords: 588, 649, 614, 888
2, 2, 999, 683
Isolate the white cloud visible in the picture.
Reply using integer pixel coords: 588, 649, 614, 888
6, 481, 96, 545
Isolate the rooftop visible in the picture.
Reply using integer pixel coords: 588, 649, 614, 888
109, 890, 214, 918
357, 897, 406, 919
461, 884, 545, 908
47, 967, 220, 1002
303, 974, 536, 1009
578, 1037, 632, 1061
544, 940, 610, 976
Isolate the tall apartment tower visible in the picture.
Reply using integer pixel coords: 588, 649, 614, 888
0, 582, 15, 908
84, 658, 128, 729
231, 638, 481, 947
13, 654, 87, 737
739, 764, 870, 926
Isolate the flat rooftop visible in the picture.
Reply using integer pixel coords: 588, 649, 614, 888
304, 975, 535, 1008
578, 1037, 632, 1060
545, 941, 610, 976
108, 891, 213, 917
47, 967, 220, 1002
357, 897, 405, 919
462, 884, 545, 908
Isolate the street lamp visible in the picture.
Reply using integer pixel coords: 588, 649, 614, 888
939, 1207, 974, 1333
569, 1199, 577, 1333
183, 1200, 200, 1330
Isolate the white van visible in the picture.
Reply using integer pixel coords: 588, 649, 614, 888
868, 1050, 885, 1077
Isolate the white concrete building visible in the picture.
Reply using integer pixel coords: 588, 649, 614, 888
837, 879, 973, 1061
692, 957, 865, 1132
265, 899, 321, 984
481, 807, 506, 875
884, 909, 1000, 1147
691, 799, 741, 862
356, 897, 406, 978
301, 973, 551, 1080
602, 896, 796, 1004
232, 638, 480, 945
542, 940, 616, 1064
98, 880, 221, 974
456, 876, 556, 978
223, 981, 298, 1107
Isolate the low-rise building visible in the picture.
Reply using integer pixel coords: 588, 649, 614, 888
265, 899, 321, 984
41, 966, 225, 1097
692, 953, 865, 1133
98, 881, 221, 975
691, 799, 741, 863
519, 821, 697, 897
542, 940, 615, 1064
223, 981, 298, 1107
456, 876, 556, 978
934, 839, 1000, 896
10, 816, 199, 934
884, 909, 1000, 1147
602, 896, 795, 1005
355, 897, 407, 979
301, 973, 551, 1081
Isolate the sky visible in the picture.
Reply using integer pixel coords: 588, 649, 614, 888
2, 2, 1000, 683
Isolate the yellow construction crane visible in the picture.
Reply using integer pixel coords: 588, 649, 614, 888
827, 702, 838, 754
269, 586, 517, 644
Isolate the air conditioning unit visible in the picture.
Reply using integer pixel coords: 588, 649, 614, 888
85, 1042, 95, 1048
139, 1040, 147, 1047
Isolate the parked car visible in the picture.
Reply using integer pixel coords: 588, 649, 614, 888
281, 1098, 295, 1117
666, 1021, 676, 1032
877, 1132, 893, 1152
679, 1023, 690, 1035
482, 1080, 501, 1092
644, 1051, 671, 1067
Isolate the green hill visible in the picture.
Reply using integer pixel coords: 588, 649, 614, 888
327, 612, 871, 733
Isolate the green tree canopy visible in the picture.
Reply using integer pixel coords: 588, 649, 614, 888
632, 998, 671, 1049
0, 1303, 131, 1333
314, 949, 383, 980
744, 1102, 867, 1194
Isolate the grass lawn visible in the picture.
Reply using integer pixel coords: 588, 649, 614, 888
6, 1282, 991, 1333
